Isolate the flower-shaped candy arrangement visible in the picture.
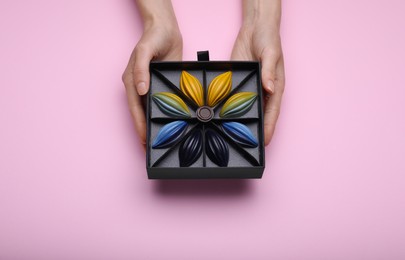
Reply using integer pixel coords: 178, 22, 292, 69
150, 70, 260, 168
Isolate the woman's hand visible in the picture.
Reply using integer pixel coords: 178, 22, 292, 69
122, 0, 182, 145
231, 0, 285, 145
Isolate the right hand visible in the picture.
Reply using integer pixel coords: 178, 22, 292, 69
122, 21, 182, 145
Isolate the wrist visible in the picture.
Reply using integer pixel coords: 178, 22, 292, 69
241, 0, 281, 30
144, 16, 180, 34
136, 0, 180, 32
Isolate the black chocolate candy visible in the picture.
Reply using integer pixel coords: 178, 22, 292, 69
205, 129, 229, 167
179, 129, 203, 167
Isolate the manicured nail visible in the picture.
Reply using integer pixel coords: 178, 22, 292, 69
136, 82, 147, 95
266, 80, 275, 94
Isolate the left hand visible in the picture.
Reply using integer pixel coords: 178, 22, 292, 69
122, 14, 182, 146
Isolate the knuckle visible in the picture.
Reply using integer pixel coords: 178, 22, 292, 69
122, 74, 133, 89
133, 66, 146, 75
262, 47, 281, 59
122, 76, 130, 88
132, 67, 148, 82
134, 43, 148, 54
122, 71, 128, 83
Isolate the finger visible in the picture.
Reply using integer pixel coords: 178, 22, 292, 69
260, 49, 278, 94
263, 59, 285, 145
263, 91, 282, 145
123, 72, 147, 144
133, 44, 154, 96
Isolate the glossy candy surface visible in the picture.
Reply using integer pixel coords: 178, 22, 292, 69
205, 129, 229, 167
179, 128, 203, 167
207, 71, 232, 107
220, 92, 257, 118
152, 121, 188, 149
222, 122, 258, 148
152, 92, 191, 118
180, 71, 204, 107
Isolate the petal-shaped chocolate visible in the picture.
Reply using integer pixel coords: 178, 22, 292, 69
180, 71, 204, 107
222, 122, 258, 148
207, 71, 232, 107
219, 92, 257, 118
152, 92, 191, 118
179, 128, 203, 167
205, 129, 229, 167
152, 121, 188, 149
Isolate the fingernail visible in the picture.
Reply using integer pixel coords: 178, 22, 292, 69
266, 80, 275, 94
136, 82, 147, 95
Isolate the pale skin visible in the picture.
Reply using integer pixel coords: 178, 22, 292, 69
123, 0, 284, 147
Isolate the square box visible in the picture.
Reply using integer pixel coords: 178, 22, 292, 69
146, 60, 265, 179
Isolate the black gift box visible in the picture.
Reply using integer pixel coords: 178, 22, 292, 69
146, 52, 265, 179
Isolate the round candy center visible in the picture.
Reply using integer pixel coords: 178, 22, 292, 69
196, 106, 214, 122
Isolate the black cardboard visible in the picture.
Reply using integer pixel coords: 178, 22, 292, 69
146, 60, 265, 179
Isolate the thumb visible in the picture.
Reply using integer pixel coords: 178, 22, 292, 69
260, 50, 277, 95
133, 44, 154, 96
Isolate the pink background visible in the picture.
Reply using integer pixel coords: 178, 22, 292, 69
1, 0, 405, 259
